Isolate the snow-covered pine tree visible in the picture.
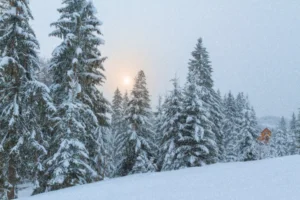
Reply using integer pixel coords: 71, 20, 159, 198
289, 113, 297, 155
239, 102, 259, 161
174, 71, 217, 169
235, 93, 246, 134
117, 71, 157, 176
0, 1, 55, 199
222, 92, 239, 162
95, 125, 115, 179
158, 77, 184, 171
223, 92, 259, 162
111, 88, 123, 173
34, 0, 109, 193
293, 111, 300, 154
274, 117, 289, 157
187, 38, 222, 161
213, 90, 225, 161
114, 91, 130, 175
268, 127, 278, 158
178, 38, 219, 165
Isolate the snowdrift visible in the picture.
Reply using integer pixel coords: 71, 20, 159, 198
19, 156, 300, 200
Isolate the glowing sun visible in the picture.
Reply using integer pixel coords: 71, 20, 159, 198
123, 76, 131, 86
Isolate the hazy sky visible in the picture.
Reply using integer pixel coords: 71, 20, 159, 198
30, 0, 300, 118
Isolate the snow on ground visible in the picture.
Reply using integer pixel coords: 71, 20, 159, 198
18, 183, 34, 199
19, 156, 300, 200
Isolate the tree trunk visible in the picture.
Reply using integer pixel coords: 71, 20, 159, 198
7, 158, 16, 200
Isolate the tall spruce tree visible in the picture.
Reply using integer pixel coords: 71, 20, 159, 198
178, 38, 219, 166
34, 0, 109, 193
117, 71, 157, 176
0, 1, 55, 199
186, 38, 221, 162
158, 78, 184, 171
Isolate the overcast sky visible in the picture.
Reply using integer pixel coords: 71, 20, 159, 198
30, 0, 300, 118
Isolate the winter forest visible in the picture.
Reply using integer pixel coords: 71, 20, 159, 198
0, 0, 299, 200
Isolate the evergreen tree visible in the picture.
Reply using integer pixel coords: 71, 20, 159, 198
174, 74, 217, 169
187, 38, 221, 162
0, 1, 54, 199
111, 88, 123, 172
239, 105, 259, 161
223, 92, 259, 162
274, 117, 289, 157
117, 71, 157, 176
158, 78, 184, 171
223, 92, 239, 162
268, 127, 278, 158
213, 90, 225, 161
235, 93, 246, 134
114, 91, 130, 175
294, 111, 300, 154
289, 113, 297, 154
34, 0, 109, 193
95, 126, 115, 179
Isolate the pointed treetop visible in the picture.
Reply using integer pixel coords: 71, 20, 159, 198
188, 37, 213, 88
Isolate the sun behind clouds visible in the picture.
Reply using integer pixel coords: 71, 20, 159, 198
123, 76, 132, 86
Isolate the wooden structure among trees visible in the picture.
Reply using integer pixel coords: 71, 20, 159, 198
258, 128, 272, 144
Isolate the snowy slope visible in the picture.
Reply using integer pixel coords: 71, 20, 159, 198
19, 156, 300, 200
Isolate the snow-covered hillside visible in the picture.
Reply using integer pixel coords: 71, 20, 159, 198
19, 156, 300, 200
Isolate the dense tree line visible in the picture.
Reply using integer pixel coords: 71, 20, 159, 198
0, 1, 299, 200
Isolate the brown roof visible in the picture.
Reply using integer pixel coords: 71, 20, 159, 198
261, 128, 271, 134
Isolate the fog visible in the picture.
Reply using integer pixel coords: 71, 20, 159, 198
31, 0, 300, 118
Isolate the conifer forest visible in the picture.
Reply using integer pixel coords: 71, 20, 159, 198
0, 1, 299, 200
